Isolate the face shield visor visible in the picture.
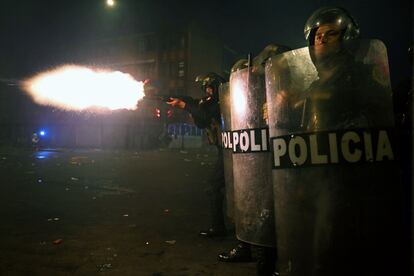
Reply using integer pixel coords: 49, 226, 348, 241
304, 7, 360, 46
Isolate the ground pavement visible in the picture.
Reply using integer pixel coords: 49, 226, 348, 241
0, 146, 256, 276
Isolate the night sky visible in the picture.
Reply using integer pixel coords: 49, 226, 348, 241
0, 0, 412, 84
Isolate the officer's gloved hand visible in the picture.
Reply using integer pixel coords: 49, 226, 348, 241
167, 98, 186, 109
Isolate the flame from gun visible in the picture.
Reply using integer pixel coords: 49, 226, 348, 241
23, 65, 145, 111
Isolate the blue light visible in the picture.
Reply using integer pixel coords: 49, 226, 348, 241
39, 130, 46, 136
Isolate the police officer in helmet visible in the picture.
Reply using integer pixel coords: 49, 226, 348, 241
300, 7, 392, 130
168, 72, 228, 238
304, 6, 360, 79
304, 6, 360, 46
268, 6, 399, 276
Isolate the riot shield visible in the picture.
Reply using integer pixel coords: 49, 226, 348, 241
219, 82, 234, 223
229, 67, 275, 247
265, 39, 406, 276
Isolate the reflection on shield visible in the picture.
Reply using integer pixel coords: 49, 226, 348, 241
229, 67, 275, 247
265, 39, 406, 275
219, 83, 235, 223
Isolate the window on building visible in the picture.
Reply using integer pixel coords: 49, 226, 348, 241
178, 61, 185, 77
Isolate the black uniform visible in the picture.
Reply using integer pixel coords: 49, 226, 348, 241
301, 52, 393, 130
185, 96, 226, 231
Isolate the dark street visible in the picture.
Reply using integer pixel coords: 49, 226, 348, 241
0, 146, 255, 275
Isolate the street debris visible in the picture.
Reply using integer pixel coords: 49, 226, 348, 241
180, 150, 188, 154
184, 158, 191, 162
52, 239, 63, 245
70, 156, 88, 165
123, 214, 129, 217
97, 263, 112, 272
94, 185, 135, 196
165, 240, 176, 245
70, 177, 79, 181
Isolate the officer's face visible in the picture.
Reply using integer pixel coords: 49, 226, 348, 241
314, 23, 342, 45
313, 23, 342, 60
206, 86, 214, 96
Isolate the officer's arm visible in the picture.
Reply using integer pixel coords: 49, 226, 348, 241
167, 98, 187, 109
185, 101, 210, 129
167, 97, 209, 128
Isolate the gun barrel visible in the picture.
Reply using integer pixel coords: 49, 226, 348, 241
144, 95, 171, 102
144, 95, 190, 102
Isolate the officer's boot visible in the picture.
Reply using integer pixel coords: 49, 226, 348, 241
218, 241, 254, 262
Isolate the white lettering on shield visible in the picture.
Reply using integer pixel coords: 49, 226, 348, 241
272, 129, 394, 168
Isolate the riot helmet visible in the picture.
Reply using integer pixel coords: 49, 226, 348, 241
253, 44, 292, 74
304, 7, 360, 46
195, 72, 226, 101
231, 59, 249, 73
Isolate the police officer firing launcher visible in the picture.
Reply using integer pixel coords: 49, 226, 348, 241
167, 72, 229, 238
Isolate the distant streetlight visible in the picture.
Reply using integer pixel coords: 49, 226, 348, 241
106, 0, 115, 7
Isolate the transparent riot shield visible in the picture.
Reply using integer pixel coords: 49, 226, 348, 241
229, 67, 275, 247
265, 39, 406, 276
219, 82, 234, 223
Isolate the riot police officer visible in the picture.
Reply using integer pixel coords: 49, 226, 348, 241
168, 72, 228, 237
219, 44, 291, 275
301, 6, 392, 130
265, 6, 405, 276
